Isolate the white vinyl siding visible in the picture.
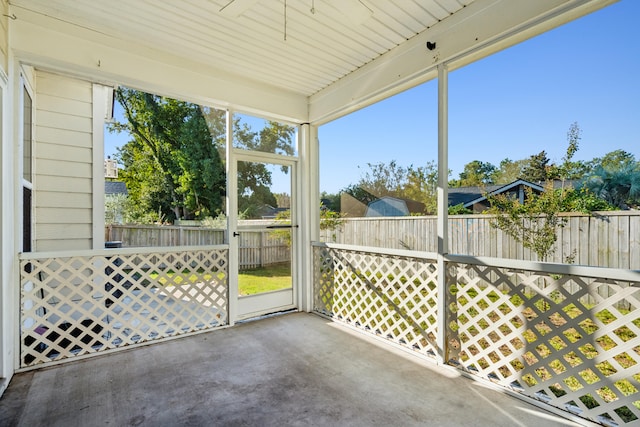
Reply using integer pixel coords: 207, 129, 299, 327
0, 1, 7, 73
34, 71, 93, 251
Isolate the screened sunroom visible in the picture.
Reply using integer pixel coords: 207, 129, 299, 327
2, 1, 639, 425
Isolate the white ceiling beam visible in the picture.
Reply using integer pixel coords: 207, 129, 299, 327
10, 7, 308, 123
309, 0, 618, 125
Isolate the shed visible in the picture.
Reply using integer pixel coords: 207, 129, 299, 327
365, 196, 425, 217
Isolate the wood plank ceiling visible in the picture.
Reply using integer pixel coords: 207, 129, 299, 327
10, 0, 473, 96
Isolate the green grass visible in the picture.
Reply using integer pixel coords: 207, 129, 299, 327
145, 265, 291, 296
147, 269, 224, 285
239, 264, 291, 296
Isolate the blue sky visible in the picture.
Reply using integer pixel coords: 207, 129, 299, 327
106, 1, 639, 195
318, 0, 640, 193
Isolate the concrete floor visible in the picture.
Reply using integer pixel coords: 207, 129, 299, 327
1, 312, 587, 427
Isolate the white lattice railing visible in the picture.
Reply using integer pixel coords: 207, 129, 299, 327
448, 255, 640, 426
313, 243, 440, 358
20, 245, 228, 368
312, 242, 640, 426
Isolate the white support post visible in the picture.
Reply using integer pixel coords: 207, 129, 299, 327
11, 65, 29, 374
226, 109, 238, 326
298, 123, 318, 312
92, 84, 107, 250
0, 66, 10, 394
436, 63, 449, 365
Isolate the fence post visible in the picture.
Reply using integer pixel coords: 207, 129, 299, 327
260, 231, 266, 267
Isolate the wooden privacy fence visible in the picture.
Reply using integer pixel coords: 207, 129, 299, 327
236, 229, 290, 269
106, 224, 289, 270
107, 211, 640, 269
321, 211, 640, 269
106, 224, 226, 247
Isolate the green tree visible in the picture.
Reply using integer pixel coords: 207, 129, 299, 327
342, 160, 440, 215
105, 194, 129, 225
235, 120, 296, 156
233, 120, 296, 218
320, 192, 341, 212
583, 164, 640, 209
486, 123, 600, 260
235, 160, 276, 218
342, 160, 407, 207
448, 203, 473, 215
112, 88, 226, 221
354, 160, 407, 198
456, 160, 497, 186
493, 158, 527, 184
587, 149, 636, 171
272, 207, 344, 244
112, 88, 295, 222
105, 193, 162, 224
560, 187, 615, 212
342, 183, 378, 207
547, 122, 589, 182
404, 161, 438, 214
583, 150, 640, 209
486, 182, 567, 260
521, 150, 551, 183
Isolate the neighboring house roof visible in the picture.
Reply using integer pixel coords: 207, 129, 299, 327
254, 204, 288, 219
105, 181, 128, 196
448, 179, 581, 208
448, 184, 504, 207
462, 179, 544, 208
366, 196, 425, 217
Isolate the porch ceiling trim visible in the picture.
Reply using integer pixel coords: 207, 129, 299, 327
9, 8, 309, 123
308, 0, 617, 124
8, 0, 617, 124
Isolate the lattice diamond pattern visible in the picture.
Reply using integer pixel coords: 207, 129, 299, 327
313, 246, 438, 357
20, 249, 228, 367
450, 263, 640, 425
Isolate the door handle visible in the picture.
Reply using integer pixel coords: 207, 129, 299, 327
233, 231, 240, 237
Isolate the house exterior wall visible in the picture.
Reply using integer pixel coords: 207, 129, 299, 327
34, 70, 93, 251
0, 0, 8, 72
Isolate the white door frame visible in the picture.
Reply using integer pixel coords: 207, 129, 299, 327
229, 148, 299, 322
